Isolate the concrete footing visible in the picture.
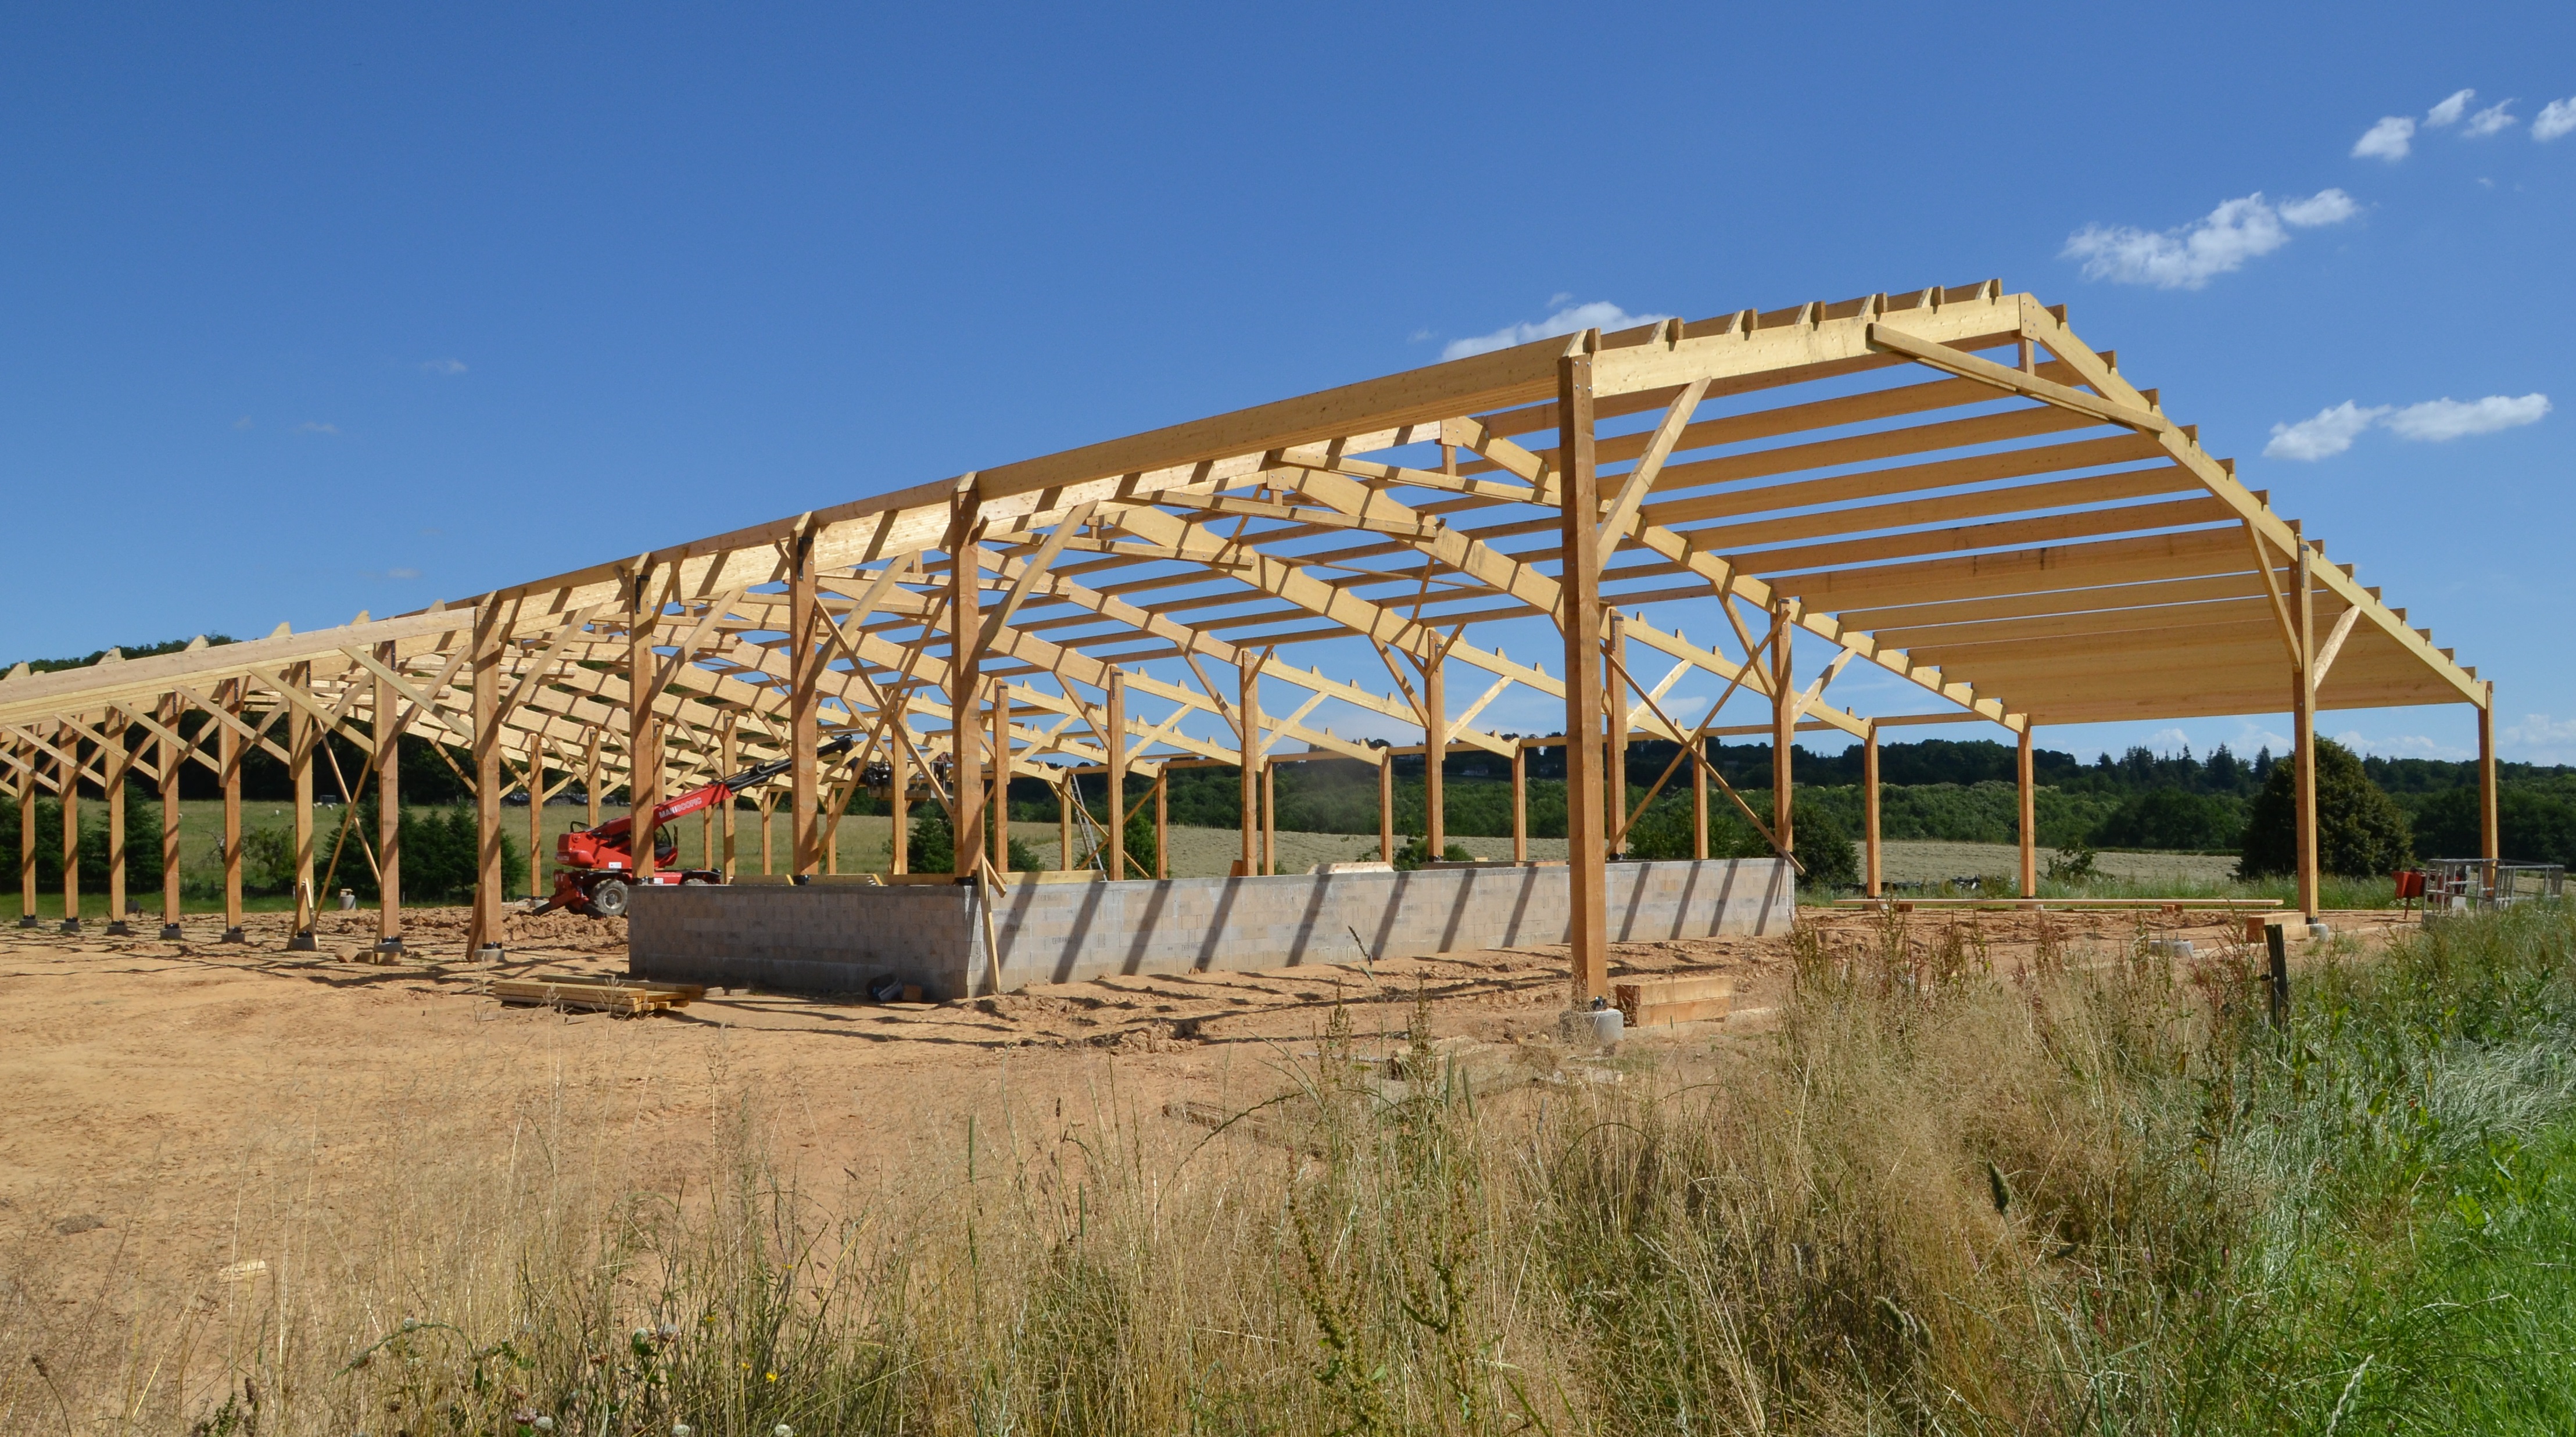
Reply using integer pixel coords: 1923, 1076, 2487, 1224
632, 858, 1792, 1001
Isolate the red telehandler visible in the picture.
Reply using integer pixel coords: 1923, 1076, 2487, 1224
541, 734, 856, 917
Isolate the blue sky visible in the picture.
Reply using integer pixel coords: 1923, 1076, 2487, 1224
3, 3, 2569, 767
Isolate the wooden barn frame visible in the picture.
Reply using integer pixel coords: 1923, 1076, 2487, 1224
0, 282, 2498, 999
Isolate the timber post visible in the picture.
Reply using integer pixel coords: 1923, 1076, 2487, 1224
372, 652, 403, 955
789, 531, 821, 876
2016, 721, 2037, 898
470, 601, 507, 959
18, 737, 39, 927
1512, 743, 1529, 863
1557, 341, 1608, 1008
2478, 686, 2499, 893
1423, 647, 1447, 861
1260, 758, 1276, 876
157, 694, 183, 940
890, 698, 910, 874
1104, 669, 1126, 878
1378, 748, 1395, 863
629, 568, 663, 887
1769, 600, 1795, 865
1239, 661, 1260, 875
2292, 537, 2319, 921
948, 494, 986, 877
990, 677, 1011, 874
286, 661, 318, 949
57, 722, 79, 932
1862, 724, 1882, 899
719, 716, 738, 880
104, 709, 130, 936
220, 679, 243, 942
1604, 611, 1625, 855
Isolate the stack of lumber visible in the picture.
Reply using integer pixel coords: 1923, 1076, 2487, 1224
1613, 973, 1735, 1029
489, 975, 704, 1015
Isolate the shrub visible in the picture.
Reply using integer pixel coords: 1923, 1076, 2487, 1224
1391, 836, 1474, 871
2045, 841, 2101, 882
2238, 738, 2413, 878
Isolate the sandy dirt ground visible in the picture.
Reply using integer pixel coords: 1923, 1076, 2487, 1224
1, 898, 2404, 1316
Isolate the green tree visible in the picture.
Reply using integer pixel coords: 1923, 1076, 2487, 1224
901, 807, 1050, 875
2089, 787, 2247, 851
1624, 793, 1857, 891
1774, 800, 1860, 892
0, 795, 166, 897
331, 802, 524, 903
2409, 786, 2576, 866
2238, 739, 2413, 879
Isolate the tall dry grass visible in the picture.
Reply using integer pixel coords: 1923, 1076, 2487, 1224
6, 906, 2573, 1434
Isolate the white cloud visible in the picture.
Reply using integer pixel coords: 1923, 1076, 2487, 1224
2331, 729, 2472, 761
386, 567, 421, 580
2265, 392, 2548, 458
2425, 88, 2475, 127
2535, 98, 2576, 142
2062, 190, 2356, 290
1441, 300, 1671, 360
2266, 401, 2389, 460
2462, 99, 2518, 137
2502, 714, 2576, 764
2353, 115, 2415, 159
420, 358, 468, 375
2147, 727, 2193, 755
2231, 721, 2291, 754
232, 415, 252, 430
1405, 327, 1431, 343
298, 421, 340, 435
2276, 188, 2360, 226
2383, 393, 2550, 440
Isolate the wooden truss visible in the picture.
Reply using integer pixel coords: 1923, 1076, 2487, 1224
1, 282, 2499, 980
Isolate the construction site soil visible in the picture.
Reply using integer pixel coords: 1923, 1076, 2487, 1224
1, 901, 2406, 1314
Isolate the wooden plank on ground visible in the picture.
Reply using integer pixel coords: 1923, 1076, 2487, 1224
490, 976, 704, 1013
1614, 973, 1735, 1028
1833, 897, 2283, 911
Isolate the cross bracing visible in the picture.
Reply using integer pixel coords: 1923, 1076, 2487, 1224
2, 282, 2501, 990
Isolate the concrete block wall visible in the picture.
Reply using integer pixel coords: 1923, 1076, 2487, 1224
630, 857, 1792, 1000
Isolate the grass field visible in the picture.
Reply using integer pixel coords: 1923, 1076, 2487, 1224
6, 898, 2571, 1432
